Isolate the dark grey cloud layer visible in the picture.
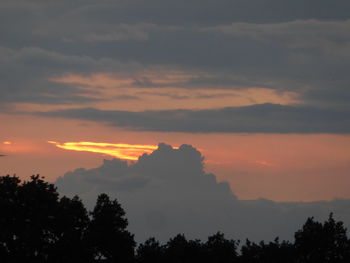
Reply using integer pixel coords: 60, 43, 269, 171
1, 0, 350, 133
0, 45, 139, 104
41, 103, 350, 133
56, 143, 350, 242
2, 0, 350, 28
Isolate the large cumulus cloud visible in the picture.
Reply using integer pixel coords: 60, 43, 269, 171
56, 143, 350, 242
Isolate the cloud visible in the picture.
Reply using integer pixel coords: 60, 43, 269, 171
18, 0, 350, 28
0, 46, 140, 104
136, 91, 190, 100
56, 143, 350, 242
114, 95, 140, 100
82, 23, 157, 43
48, 141, 158, 161
40, 104, 350, 133
1, 0, 350, 114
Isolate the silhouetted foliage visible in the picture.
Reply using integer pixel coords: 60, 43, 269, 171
294, 213, 350, 263
0, 175, 135, 263
0, 175, 61, 262
136, 233, 239, 263
136, 237, 164, 263
1, 175, 350, 263
241, 238, 295, 263
49, 195, 90, 263
86, 193, 135, 262
162, 234, 204, 263
204, 232, 239, 262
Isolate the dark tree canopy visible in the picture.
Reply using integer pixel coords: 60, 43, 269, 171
163, 234, 204, 263
294, 213, 350, 263
1, 174, 350, 263
0, 175, 135, 263
240, 238, 295, 263
201, 232, 239, 262
136, 237, 164, 263
0, 175, 62, 262
86, 193, 135, 262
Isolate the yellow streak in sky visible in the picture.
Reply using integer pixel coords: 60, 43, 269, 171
3, 141, 12, 145
48, 141, 158, 160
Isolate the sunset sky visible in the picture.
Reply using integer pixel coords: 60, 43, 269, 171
1, 0, 350, 203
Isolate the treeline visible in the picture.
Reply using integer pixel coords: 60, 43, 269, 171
1, 175, 350, 262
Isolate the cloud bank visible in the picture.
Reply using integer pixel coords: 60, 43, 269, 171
1, 0, 350, 112
42, 104, 350, 133
56, 143, 350, 242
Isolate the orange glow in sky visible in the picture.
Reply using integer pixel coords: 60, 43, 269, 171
254, 160, 275, 167
3, 141, 12, 145
48, 141, 159, 160
49, 72, 300, 112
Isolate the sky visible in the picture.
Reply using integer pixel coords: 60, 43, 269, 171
1, 1, 350, 239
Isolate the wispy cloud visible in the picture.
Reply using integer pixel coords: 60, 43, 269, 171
48, 141, 160, 160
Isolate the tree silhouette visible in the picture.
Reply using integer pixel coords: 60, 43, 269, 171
86, 193, 135, 262
0, 176, 136, 262
48, 195, 90, 263
294, 213, 350, 263
0, 175, 61, 262
0, 175, 21, 262
204, 232, 239, 262
2, 175, 350, 262
162, 234, 203, 263
136, 237, 164, 263
240, 238, 295, 263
